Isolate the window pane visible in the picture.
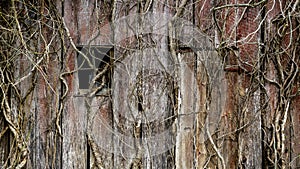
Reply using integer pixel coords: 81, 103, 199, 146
78, 69, 93, 89
77, 47, 93, 68
94, 47, 111, 69
77, 46, 113, 91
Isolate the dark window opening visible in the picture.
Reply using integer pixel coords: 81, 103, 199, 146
77, 45, 113, 96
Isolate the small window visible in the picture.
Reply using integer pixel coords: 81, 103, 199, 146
76, 45, 113, 96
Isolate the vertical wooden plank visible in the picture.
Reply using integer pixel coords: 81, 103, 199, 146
113, 48, 176, 168
0, 114, 9, 168
62, 96, 87, 168
174, 4, 202, 168
62, 0, 87, 168
291, 97, 300, 168
61, 50, 88, 166
112, 47, 139, 168
194, 49, 227, 168
112, 4, 177, 167
194, 59, 208, 168
24, 1, 63, 167
0, 1, 9, 164
237, 75, 262, 168
30, 60, 61, 168
175, 53, 196, 169
0, 2, 10, 165
88, 98, 114, 169
222, 71, 239, 169
234, 2, 262, 167
112, 2, 137, 168
62, 0, 115, 168
141, 49, 176, 169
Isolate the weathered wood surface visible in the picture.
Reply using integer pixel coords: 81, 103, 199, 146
0, 0, 299, 169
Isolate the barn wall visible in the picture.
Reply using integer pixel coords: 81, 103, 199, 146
0, 0, 299, 169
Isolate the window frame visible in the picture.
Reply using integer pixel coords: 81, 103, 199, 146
76, 45, 113, 96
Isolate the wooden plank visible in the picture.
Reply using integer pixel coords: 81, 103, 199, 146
62, 0, 87, 168
175, 53, 196, 169
62, 0, 115, 168
112, 21, 176, 168
237, 75, 262, 168
0, 114, 9, 168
